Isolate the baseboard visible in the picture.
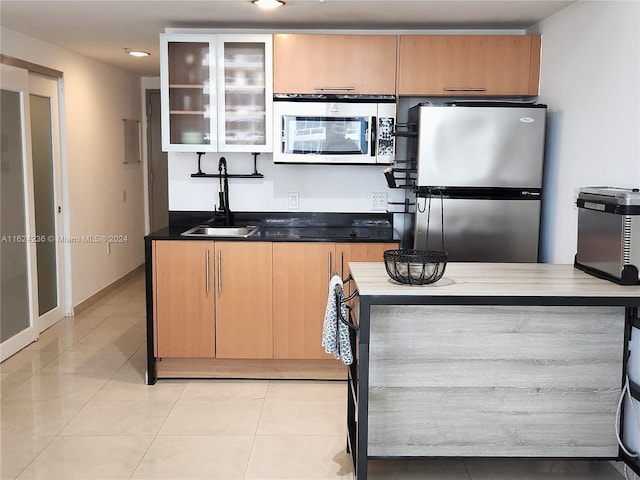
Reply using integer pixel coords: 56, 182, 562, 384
73, 264, 144, 315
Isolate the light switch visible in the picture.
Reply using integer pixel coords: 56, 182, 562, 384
288, 192, 299, 210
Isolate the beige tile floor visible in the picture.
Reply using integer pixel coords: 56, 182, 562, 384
0, 271, 630, 480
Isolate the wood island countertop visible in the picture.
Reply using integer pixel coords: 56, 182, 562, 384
348, 262, 640, 299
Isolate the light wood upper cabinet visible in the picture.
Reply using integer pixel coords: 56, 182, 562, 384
273, 34, 397, 95
398, 35, 541, 96
214, 242, 273, 359
154, 240, 215, 358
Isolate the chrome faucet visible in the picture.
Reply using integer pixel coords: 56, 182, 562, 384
217, 156, 233, 226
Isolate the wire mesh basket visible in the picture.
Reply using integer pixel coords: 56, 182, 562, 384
383, 249, 448, 285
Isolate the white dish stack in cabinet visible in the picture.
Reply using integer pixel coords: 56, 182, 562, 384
160, 33, 273, 152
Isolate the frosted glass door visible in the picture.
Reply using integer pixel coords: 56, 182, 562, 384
29, 97, 60, 321
1, 90, 31, 342
161, 36, 217, 152
29, 73, 66, 332
30, 94, 57, 315
0, 65, 38, 360
218, 35, 273, 152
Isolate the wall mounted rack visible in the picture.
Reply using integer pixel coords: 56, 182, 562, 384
191, 152, 264, 179
387, 198, 415, 214
384, 160, 416, 190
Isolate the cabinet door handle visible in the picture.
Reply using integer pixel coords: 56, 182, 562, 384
442, 87, 487, 92
340, 252, 344, 278
314, 86, 356, 92
328, 251, 332, 282
205, 250, 210, 293
217, 250, 222, 294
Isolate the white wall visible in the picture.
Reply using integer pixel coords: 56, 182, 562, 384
533, 0, 640, 264
1, 27, 146, 307
168, 151, 403, 213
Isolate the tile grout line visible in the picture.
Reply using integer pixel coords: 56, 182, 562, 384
126, 386, 187, 480
242, 379, 270, 480
117, 283, 186, 480
4, 310, 116, 479
3, 273, 148, 479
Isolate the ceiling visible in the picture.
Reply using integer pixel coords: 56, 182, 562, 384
0, 0, 575, 77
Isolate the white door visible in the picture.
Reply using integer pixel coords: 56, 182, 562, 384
28, 73, 67, 332
0, 65, 39, 360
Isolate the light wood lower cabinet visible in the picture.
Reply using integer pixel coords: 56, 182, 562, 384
154, 240, 272, 359
154, 240, 397, 361
336, 242, 397, 279
154, 240, 215, 358
272, 242, 398, 360
214, 242, 273, 359
273, 243, 335, 360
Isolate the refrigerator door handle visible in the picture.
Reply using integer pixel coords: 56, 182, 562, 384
521, 190, 541, 198
415, 187, 542, 200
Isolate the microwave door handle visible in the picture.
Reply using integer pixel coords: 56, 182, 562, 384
280, 116, 286, 152
371, 116, 377, 158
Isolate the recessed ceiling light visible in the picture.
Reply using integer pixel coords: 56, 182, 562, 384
252, 0, 285, 9
125, 49, 150, 57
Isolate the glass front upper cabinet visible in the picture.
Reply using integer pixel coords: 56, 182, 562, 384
160, 34, 272, 153
217, 35, 272, 152
161, 35, 216, 152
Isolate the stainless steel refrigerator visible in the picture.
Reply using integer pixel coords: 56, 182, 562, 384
410, 102, 547, 262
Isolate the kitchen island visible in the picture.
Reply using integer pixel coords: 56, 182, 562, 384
347, 262, 640, 479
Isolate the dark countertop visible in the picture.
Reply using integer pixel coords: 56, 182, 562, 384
145, 211, 397, 243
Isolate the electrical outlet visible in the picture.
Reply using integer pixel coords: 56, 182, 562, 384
371, 192, 387, 210
288, 192, 299, 210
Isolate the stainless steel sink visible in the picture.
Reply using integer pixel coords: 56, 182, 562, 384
181, 225, 260, 238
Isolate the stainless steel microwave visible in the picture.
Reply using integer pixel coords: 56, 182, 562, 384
273, 98, 396, 164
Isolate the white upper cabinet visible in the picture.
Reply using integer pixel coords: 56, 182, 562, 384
216, 35, 273, 152
161, 34, 273, 153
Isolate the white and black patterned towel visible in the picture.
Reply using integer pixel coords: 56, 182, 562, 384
321, 274, 353, 365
